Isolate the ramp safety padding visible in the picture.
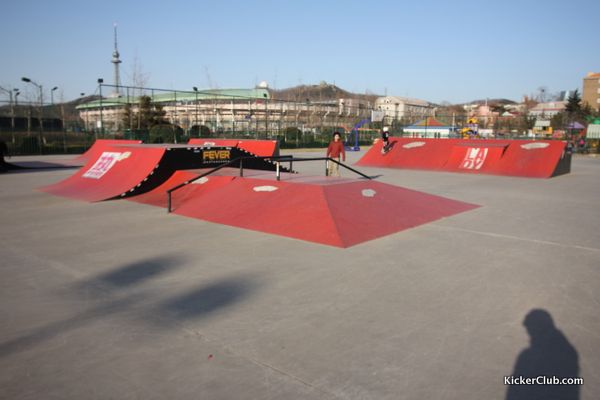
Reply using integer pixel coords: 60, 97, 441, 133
170, 177, 479, 248
356, 138, 570, 178
188, 138, 280, 157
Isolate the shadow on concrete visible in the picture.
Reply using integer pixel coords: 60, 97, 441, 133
158, 276, 256, 321
0, 293, 146, 358
71, 255, 184, 296
95, 256, 180, 288
0, 159, 79, 174
0, 255, 184, 358
506, 309, 580, 400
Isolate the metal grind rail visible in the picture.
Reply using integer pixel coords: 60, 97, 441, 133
166, 155, 372, 213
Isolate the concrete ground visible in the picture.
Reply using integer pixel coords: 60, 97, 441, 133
1, 149, 599, 400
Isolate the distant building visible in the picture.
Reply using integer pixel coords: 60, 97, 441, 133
528, 101, 566, 119
76, 86, 372, 134
582, 72, 600, 111
403, 117, 456, 138
557, 90, 577, 101
529, 101, 566, 135
374, 96, 434, 124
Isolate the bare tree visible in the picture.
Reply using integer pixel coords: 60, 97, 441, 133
126, 53, 150, 96
204, 66, 218, 90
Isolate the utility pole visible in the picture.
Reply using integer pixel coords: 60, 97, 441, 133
21, 77, 44, 153
98, 78, 104, 138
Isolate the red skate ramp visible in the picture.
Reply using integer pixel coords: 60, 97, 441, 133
131, 172, 236, 209
357, 138, 456, 170
188, 138, 280, 157
493, 141, 570, 177
40, 145, 167, 202
171, 176, 479, 248
40, 144, 288, 202
444, 143, 508, 173
357, 138, 570, 178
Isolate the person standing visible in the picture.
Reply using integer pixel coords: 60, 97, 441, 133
326, 132, 345, 177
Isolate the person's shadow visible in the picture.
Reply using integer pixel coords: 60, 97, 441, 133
506, 309, 580, 400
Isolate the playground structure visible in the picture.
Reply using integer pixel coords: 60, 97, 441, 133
460, 117, 480, 139
37, 139, 479, 247
343, 110, 385, 151
344, 118, 370, 151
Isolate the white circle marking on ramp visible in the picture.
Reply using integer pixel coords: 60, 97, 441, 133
520, 142, 550, 150
193, 177, 209, 184
402, 141, 426, 149
362, 189, 376, 197
253, 186, 279, 192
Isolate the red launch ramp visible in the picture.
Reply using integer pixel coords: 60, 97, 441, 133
166, 174, 479, 248
357, 138, 571, 178
40, 144, 167, 201
40, 144, 289, 202
188, 138, 280, 157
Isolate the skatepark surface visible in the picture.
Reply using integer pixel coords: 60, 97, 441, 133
1, 149, 599, 399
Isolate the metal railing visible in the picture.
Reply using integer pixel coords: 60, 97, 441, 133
166, 155, 371, 212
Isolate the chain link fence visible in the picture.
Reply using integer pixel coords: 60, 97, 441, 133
2, 87, 593, 156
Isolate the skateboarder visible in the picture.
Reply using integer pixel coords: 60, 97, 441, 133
381, 126, 391, 154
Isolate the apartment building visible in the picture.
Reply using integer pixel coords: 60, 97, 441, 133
374, 96, 434, 125
582, 72, 600, 111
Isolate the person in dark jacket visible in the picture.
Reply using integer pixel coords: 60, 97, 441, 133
381, 126, 391, 154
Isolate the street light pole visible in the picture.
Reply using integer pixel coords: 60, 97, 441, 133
97, 78, 104, 138
264, 93, 268, 139
21, 77, 44, 153
50, 86, 58, 105
51, 86, 58, 133
80, 93, 88, 132
193, 87, 198, 136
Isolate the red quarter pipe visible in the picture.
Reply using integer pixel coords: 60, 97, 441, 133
357, 138, 571, 178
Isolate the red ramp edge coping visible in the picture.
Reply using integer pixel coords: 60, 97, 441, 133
357, 138, 570, 178
72, 139, 143, 166
170, 177, 479, 248
188, 138, 280, 157
39, 145, 166, 202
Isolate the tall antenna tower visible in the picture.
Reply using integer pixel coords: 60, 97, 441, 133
111, 22, 122, 97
